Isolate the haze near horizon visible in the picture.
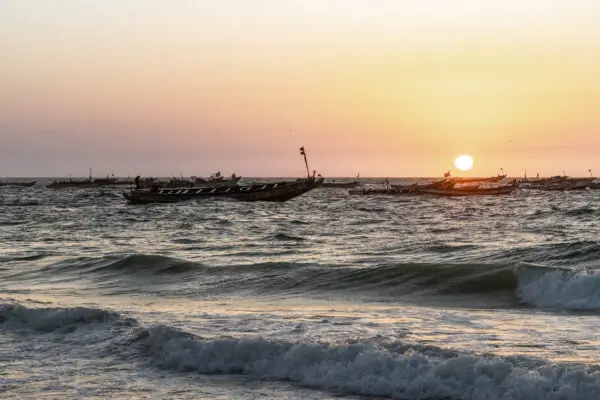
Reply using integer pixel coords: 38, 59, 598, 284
2, 1, 600, 178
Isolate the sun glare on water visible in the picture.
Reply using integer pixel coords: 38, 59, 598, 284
455, 155, 474, 171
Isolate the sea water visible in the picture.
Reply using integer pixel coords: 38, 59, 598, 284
2, 179, 600, 399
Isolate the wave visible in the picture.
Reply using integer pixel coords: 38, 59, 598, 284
10, 251, 600, 311
0, 303, 121, 332
3, 302, 600, 400
138, 325, 600, 400
45, 254, 206, 276
271, 233, 306, 242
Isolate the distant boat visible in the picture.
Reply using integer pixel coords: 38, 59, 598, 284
47, 169, 131, 188
46, 177, 129, 188
349, 180, 518, 197
349, 179, 455, 196
147, 174, 242, 189
0, 181, 36, 187
321, 180, 360, 188
390, 178, 451, 190
451, 175, 507, 184
417, 181, 518, 196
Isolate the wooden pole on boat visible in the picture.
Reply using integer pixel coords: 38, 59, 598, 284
300, 146, 310, 178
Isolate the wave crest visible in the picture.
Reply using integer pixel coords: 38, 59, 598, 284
516, 267, 600, 310
136, 324, 600, 400
0, 303, 119, 331
4, 301, 600, 399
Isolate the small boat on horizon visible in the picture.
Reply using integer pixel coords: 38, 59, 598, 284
139, 173, 242, 189
0, 181, 36, 187
416, 180, 518, 196
321, 180, 361, 188
46, 170, 132, 188
450, 175, 507, 184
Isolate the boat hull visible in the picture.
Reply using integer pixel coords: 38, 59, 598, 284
46, 180, 132, 188
452, 175, 507, 183
321, 181, 360, 188
0, 181, 36, 187
417, 185, 517, 196
123, 178, 324, 204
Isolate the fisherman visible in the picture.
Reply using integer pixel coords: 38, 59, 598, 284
134, 175, 141, 189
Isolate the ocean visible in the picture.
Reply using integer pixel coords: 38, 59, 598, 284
2, 179, 600, 399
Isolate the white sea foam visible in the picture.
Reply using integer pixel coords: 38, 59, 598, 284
516, 268, 600, 310
140, 325, 600, 400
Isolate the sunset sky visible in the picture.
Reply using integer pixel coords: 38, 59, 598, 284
1, 1, 600, 177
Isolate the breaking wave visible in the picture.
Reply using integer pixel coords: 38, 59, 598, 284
7, 250, 600, 311
2, 302, 600, 400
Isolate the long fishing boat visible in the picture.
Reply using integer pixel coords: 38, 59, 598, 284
47, 170, 133, 188
46, 178, 132, 188
124, 177, 323, 204
148, 174, 241, 189
390, 178, 452, 190
123, 147, 323, 204
0, 181, 36, 187
321, 180, 360, 188
349, 179, 455, 196
417, 181, 518, 196
451, 175, 507, 184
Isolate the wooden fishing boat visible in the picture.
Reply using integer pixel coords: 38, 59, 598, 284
161, 175, 241, 188
349, 180, 456, 196
349, 187, 406, 196
532, 181, 589, 191
321, 180, 360, 188
451, 175, 506, 184
390, 178, 453, 190
518, 176, 567, 187
47, 170, 132, 188
124, 177, 324, 204
124, 147, 322, 204
0, 181, 36, 187
416, 181, 518, 197
46, 178, 130, 188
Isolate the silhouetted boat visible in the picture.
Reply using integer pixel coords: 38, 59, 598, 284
390, 178, 452, 190
349, 180, 455, 196
0, 181, 36, 187
46, 178, 130, 188
124, 147, 323, 204
321, 180, 360, 188
417, 181, 518, 196
47, 169, 132, 188
451, 175, 507, 184
124, 177, 323, 204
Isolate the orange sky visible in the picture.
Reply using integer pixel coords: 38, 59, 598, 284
1, 1, 600, 177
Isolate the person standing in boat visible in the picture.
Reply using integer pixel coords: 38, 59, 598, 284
134, 175, 141, 189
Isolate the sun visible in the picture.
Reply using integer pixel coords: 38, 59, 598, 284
454, 155, 474, 171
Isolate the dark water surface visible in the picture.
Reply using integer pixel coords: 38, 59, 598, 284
2, 179, 600, 399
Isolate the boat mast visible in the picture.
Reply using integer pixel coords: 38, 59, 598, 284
300, 146, 310, 178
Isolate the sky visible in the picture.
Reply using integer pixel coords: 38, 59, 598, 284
1, 0, 600, 177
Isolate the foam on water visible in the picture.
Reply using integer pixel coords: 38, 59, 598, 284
516, 268, 600, 310
3, 302, 600, 399
137, 321, 600, 399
